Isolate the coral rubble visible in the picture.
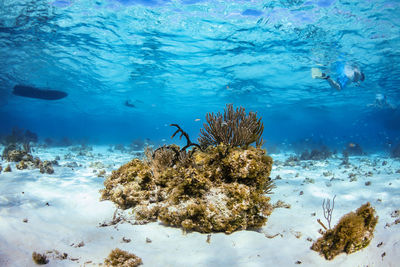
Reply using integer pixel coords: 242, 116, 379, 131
39, 160, 54, 174
1, 144, 53, 174
4, 164, 12, 172
104, 248, 142, 267
311, 202, 378, 260
101, 105, 274, 233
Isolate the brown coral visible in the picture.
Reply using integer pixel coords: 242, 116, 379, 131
101, 143, 274, 233
39, 160, 54, 174
311, 202, 378, 260
104, 248, 142, 267
101, 159, 154, 209
101, 105, 274, 233
6, 149, 32, 162
32, 252, 48, 265
198, 104, 264, 149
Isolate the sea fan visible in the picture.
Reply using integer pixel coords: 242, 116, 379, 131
198, 104, 264, 148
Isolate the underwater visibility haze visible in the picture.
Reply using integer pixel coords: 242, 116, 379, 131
0, 0, 399, 150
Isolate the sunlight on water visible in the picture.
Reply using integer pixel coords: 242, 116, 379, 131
0, 0, 399, 146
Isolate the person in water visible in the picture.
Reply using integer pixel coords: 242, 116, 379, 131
312, 62, 365, 90
367, 93, 397, 109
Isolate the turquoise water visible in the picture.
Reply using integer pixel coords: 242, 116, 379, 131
0, 0, 399, 151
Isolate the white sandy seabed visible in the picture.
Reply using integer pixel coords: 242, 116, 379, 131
0, 146, 399, 267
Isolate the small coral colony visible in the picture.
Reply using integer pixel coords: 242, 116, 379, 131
100, 104, 377, 265
2, 104, 378, 266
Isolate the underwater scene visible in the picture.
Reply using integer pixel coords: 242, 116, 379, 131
0, 0, 399, 266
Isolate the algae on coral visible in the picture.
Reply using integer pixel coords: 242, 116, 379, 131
104, 248, 142, 267
101, 138, 274, 233
101, 105, 274, 233
32, 252, 48, 265
311, 202, 378, 260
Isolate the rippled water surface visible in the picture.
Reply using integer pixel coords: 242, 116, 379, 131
0, 0, 399, 148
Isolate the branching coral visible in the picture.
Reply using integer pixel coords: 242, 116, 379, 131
198, 104, 264, 149
170, 124, 201, 151
311, 202, 378, 260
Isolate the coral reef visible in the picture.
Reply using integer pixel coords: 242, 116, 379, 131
101, 106, 274, 233
104, 248, 142, 267
299, 146, 332, 160
129, 138, 147, 151
1, 144, 53, 174
58, 137, 72, 147
1, 127, 38, 146
391, 143, 400, 158
311, 202, 378, 260
198, 104, 264, 149
4, 164, 12, 172
39, 160, 54, 174
44, 137, 54, 147
343, 143, 364, 156
32, 252, 48, 265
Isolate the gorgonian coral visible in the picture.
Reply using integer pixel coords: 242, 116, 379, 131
198, 104, 264, 149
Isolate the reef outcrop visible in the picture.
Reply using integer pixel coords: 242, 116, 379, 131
101, 104, 274, 233
1, 144, 54, 174
311, 202, 378, 260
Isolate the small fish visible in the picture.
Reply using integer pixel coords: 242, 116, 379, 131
348, 143, 356, 148
194, 118, 201, 122
221, 121, 228, 126
124, 100, 135, 108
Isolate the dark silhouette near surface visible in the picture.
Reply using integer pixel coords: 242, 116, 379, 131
13, 85, 68, 100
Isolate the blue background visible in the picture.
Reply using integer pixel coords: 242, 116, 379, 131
0, 0, 399, 152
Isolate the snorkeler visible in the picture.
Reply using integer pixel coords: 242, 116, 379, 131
367, 93, 397, 109
312, 63, 365, 91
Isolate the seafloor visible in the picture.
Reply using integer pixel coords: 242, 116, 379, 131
0, 145, 399, 266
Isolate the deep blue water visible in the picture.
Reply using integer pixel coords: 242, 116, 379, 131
0, 0, 399, 152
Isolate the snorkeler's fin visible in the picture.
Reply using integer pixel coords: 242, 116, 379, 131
311, 68, 325, 79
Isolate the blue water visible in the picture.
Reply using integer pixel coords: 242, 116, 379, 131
0, 0, 399, 152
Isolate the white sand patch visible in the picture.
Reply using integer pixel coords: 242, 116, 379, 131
0, 146, 399, 266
